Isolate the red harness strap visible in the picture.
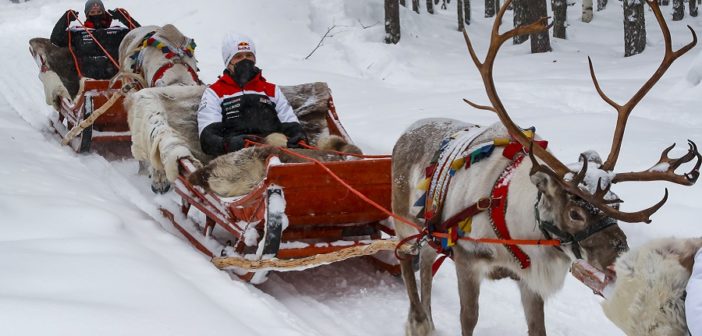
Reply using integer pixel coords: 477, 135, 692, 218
490, 155, 531, 269
150, 62, 201, 87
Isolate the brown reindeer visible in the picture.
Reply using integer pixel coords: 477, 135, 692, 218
391, 1, 700, 335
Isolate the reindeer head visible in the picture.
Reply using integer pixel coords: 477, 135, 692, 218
463, 0, 699, 271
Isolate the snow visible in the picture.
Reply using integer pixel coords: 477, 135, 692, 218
1, 0, 701, 335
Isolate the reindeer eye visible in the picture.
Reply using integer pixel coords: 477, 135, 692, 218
569, 210, 584, 221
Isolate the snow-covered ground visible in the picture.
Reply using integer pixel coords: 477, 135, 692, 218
1, 0, 701, 335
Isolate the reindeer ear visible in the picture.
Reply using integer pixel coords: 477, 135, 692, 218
530, 171, 555, 194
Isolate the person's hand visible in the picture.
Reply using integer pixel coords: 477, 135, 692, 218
64, 10, 79, 22
107, 8, 130, 24
225, 135, 257, 153
287, 133, 307, 148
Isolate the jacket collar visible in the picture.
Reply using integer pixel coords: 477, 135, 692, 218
220, 69, 265, 89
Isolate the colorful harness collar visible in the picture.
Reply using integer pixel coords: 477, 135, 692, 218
129, 31, 201, 86
416, 127, 549, 270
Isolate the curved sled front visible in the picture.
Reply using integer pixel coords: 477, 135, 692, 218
29, 38, 131, 157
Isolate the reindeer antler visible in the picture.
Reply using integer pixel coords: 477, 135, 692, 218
528, 143, 668, 223
592, 0, 697, 171
612, 140, 701, 185
462, 0, 571, 179
464, 0, 697, 223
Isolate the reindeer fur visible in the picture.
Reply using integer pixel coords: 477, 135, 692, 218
118, 24, 200, 87
392, 119, 627, 336
602, 237, 702, 336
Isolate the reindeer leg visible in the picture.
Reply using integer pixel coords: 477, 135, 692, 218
518, 281, 547, 336
419, 246, 438, 328
454, 247, 482, 336
400, 250, 433, 336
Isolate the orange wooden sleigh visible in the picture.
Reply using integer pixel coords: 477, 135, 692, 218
159, 91, 400, 283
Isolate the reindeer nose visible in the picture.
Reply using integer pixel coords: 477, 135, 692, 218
613, 240, 629, 254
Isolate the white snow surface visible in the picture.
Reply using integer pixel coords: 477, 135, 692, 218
1, 0, 701, 335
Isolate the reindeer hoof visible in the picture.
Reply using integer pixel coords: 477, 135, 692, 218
151, 182, 171, 194
405, 318, 434, 336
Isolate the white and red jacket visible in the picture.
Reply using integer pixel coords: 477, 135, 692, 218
687, 248, 702, 335
197, 71, 299, 136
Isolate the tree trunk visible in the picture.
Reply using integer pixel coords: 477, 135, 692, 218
529, 0, 551, 52
553, 0, 567, 38
623, 0, 646, 57
582, 0, 594, 22
400, 0, 406, 6
385, 0, 401, 44
673, 0, 685, 19
513, 0, 529, 44
457, 0, 465, 30
486, 0, 496, 17
413, 0, 421, 12
597, 0, 608, 10
464, 0, 471, 24
691, 0, 698, 16
427, 0, 435, 13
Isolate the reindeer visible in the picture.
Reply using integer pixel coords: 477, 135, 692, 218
391, 1, 699, 335
118, 24, 201, 88
118, 24, 203, 193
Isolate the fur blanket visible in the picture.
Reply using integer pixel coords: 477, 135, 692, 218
29, 38, 80, 103
602, 237, 702, 336
188, 135, 361, 197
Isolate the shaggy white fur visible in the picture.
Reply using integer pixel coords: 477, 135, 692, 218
125, 85, 208, 185
38, 70, 70, 107
602, 237, 702, 336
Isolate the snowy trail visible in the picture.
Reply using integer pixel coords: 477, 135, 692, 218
1, 0, 701, 335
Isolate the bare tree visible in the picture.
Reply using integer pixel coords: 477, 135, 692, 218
673, 0, 685, 19
413, 0, 420, 12
553, 0, 567, 38
528, 0, 551, 52
513, 0, 529, 44
427, 0, 435, 13
464, 0, 471, 24
582, 0, 594, 22
486, 0, 496, 17
385, 0, 401, 44
598, 0, 608, 10
691, 0, 698, 16
624, 0, 646, 56
457, 0, 465, 30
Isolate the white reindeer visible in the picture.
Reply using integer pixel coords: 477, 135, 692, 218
118, 24, 202, 193
391, 1, 700, 335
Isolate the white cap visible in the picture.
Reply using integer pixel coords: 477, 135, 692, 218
222, 33, 256, 66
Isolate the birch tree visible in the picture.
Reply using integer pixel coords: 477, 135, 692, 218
553, 0, 567, 38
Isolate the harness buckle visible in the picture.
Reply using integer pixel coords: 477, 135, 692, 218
476, 197, 492, 211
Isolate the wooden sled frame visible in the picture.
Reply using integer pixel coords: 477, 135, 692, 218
160, 99, 400, 283
30, 42, 131, 155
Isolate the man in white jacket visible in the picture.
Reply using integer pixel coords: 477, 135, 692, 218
197, 33, 306, 156
687, 247, 702, 335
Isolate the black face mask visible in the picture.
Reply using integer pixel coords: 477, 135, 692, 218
230, 59, 259, 87
87, 14, 110, 29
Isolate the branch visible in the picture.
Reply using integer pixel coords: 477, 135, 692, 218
305, 25, 337, 60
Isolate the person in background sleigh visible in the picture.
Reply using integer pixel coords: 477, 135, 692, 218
197, 33, 307, 156
49, 0, 141, 79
